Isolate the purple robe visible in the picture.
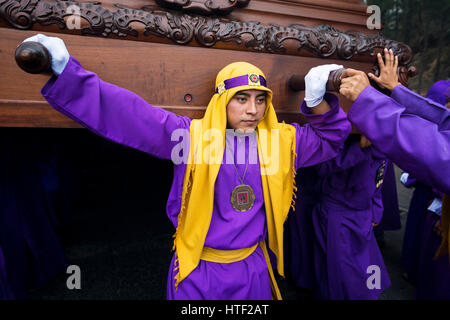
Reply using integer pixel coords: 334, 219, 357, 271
348, 85, 450, 195
41, 57, 351, 299
416, 212, 450, 299
285, 166, 319, 291
378, 160, 401, 231
401, 174, 434, 284
401, 81, 450, 295
311, 135, 391, 299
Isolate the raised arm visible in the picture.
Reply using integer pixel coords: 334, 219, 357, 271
368, 48, 449, 129
27, 34, 191, 161
340, 68, 450, 194
293, 93, 351, 169
390, 85, 450, 129
42, 57, 190, 160
292, 64, 352, 169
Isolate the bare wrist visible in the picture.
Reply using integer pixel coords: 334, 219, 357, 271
389, 82, 401, 91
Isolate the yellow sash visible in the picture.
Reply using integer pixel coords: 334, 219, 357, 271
200, 241, 282, 300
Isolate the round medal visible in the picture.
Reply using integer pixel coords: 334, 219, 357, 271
230, 184, 255, 212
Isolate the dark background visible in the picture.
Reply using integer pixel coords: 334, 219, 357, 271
366, 0, 449, 94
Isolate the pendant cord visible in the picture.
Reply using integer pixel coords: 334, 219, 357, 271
226, 136, 249, 185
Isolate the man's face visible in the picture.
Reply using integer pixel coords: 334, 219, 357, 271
226, 89, 267, 133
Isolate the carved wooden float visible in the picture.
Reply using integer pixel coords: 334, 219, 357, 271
0, 0, 417, 128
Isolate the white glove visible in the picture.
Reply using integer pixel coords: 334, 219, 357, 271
22, 34, 70, 76
400, 172, 409, 185
304, 64, 343, 107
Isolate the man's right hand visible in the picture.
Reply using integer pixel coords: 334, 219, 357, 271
23, 34, 70, 76
339, 68, 370, 102
368, 48, 401, 92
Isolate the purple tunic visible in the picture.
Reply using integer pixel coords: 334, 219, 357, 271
311, 135, 391, 300
348, 85, 450, 195
41, 57, 351, 299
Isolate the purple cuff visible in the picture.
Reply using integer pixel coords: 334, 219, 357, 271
391, 84, 449, 125
300, 92, 341, 121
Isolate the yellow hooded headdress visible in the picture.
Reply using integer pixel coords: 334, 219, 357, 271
172, 62, 298, 295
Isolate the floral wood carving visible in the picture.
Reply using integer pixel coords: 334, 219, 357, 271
0, 0, 416, 84
155, 0, 251, 16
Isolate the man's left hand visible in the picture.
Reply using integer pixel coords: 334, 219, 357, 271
339, 68, 370, 102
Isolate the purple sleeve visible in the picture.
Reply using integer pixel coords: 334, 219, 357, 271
391, 85, 450, 130
41, 57, 191, 160
293, 93, 352, 170
348, 86, 450, 194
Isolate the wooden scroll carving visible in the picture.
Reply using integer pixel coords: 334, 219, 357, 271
155, 0, 251, 16
0, 0, 417, 84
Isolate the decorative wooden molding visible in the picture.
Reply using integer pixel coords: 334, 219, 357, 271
155, 0, 251, 16
0, 0, 416, 84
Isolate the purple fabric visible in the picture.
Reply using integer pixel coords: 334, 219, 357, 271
204, 132, 266, 250
397, 81, 450, 283
285, 166, 319, 290
311, 135, 391, 300
42, 57, 350, 299
416, 212, 450, 299
425, 80, 450, 106
348, 85, 450, 195
0, 245, 14, 300
377, 160, 401, 231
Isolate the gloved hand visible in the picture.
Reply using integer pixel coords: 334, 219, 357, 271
22, 34, 70, 76
304, 64, 343, 107
399, 172, 409, 185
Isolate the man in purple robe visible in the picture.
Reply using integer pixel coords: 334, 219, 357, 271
23, 34, 351, 299
284, 166, 318, 296
310, 134, 391, 299
339, 48, 449, 195
399, 80, 450, 298
339, 49, 450, 298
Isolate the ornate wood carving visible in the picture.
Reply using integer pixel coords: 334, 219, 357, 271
155, 0, 251, 16
0, 0, 416, 84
